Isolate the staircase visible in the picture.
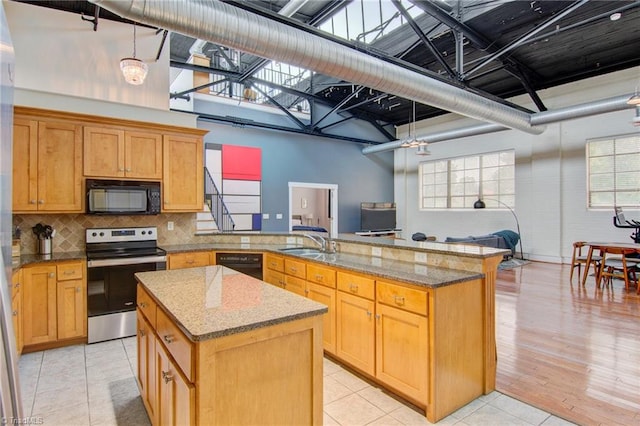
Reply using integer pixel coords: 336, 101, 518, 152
196, 167, 235, 234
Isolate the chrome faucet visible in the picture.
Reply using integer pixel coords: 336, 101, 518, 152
303, 233, 326, 251
303, 233, 336, 253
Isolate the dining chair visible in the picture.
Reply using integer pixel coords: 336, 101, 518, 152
597, 247, 639, 291
570, 242, 602, 283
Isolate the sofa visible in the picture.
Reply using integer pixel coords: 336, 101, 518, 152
445, 230, 519, 257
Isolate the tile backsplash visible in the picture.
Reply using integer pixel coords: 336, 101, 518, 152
13, 213, 196, 254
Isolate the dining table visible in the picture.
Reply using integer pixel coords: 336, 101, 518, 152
580, 241, 640, 287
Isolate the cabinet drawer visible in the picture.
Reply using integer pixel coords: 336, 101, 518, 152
265, 253, 284, 272
307, 263, 336, 288
264, 269, 285, 288
169, 251, 211, 269
156, 307, 194, 383
284, 258, 306, 279
377, 280, 428, 316
57, 262, 84, 281
337, 271, 375, 300
137, 285, 157, 328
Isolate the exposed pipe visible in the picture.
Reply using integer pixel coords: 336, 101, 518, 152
89, 0, 543, 135
362, 95, 636, 155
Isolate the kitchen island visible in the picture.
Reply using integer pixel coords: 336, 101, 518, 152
134, 265, 327, 426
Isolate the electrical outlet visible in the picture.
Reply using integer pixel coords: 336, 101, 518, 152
276, 213, 283, 219
167, 221, 174, 231
241, 236, 250, 243
371, 247, 382, 257
262, 213, 270, 219
414, 252, 427, 263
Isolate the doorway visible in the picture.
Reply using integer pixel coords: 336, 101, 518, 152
288, 182, 338, 238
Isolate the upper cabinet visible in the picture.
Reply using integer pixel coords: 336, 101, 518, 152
83, 127, 162, 180
163, 135, 204, 212
13, 107, 207, 214
13, 117, 83, 213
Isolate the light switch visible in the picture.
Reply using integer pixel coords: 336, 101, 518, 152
167, 221, 174, 231
241, 236, 250, 243
276, 213, 283, 219
263, 213, 270, 219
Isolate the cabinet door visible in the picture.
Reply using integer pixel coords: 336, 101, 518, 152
336, 291, 375, 375
22, 265, 57, 345
284, 275, 306, 297
37, 121, 83, 211
263, 269, 285, 288
163, 135, 203, 211
137, 310, 158, 425
307, 282, 336, 354
12, 270, 23, 354
83, 126, 125, 177
12, 119, 39, 211
125, 131, 163, 179
56, 279, 87, 339
375, 303, 429, 404
156, 342, 195, 426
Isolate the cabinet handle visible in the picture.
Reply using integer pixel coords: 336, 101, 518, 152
163, 335, 174, 344
139, 302, 147, 308
38, 200, 44, 204
349, 284, 358, 292
14, 283, 20, 289
63, 270, 75, 275
12, 310, 18, 316
126, 168, 132, 172
161, 370, 174, 384
366, 311, 372, 317
48, 273, 55, 278
30, 200, 36, 204
186, 259, 194, 264
289, 267, 297, 273
315, 274, 323, 281
304, 289, 309, 295
139, 329, 145, 337
393, 295, 405, 305
375, 314, 381, 320
118, 168, 124, 172
76, 287, 81, 293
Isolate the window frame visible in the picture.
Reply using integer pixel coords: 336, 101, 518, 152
418, 150, 516, 210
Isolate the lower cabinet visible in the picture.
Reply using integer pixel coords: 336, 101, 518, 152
168, 252, 212, 270
335, 290, 376, 376
11, 270, 23, 354
307, 282, 336, 354
137, 310, 158, 425
21, 261, 87, 349
156, 341, 195, 426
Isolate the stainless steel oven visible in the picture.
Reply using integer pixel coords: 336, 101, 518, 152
86, 227, 166, 343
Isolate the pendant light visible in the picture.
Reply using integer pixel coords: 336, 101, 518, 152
120, 22, 148, 85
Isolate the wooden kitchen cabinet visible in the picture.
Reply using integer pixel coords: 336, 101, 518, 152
22, 264, 57, 345
137, 309, 158, 425
84, 126, 162, 180
21, 260, 87, 350
12, 117, 83, 213
56, 262, 86, 340
375, 280, 429, 404
307, 281, 336, 354
163, 135, 203, 212
336, 289, 376, 375
156, 337, 195, 426
168, 252, 212, 270
11, 270, 23, 354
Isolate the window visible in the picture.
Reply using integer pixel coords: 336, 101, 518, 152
419, 150, 515, 209
587, 135, 640, 208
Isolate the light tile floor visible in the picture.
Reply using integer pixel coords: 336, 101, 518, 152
18, 338, 576, 426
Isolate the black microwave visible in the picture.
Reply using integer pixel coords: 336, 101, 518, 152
86, 179, 161, 215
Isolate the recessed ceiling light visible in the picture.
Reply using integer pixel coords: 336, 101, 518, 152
610, 12, 622, 21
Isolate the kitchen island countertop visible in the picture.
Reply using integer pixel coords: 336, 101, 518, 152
135, 265, 327, 342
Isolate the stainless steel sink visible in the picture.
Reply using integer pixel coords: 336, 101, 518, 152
278, 247, 323, 256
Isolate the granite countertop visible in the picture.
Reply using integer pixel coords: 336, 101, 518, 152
12, 251, 86, 270
136, 265, 328, 342
163, 243, 483, 288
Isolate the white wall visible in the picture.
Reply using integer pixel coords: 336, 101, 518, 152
395, 67, 640, 263
4, 1, 184, 122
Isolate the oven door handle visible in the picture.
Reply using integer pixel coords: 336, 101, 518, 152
87, 255, 167, 268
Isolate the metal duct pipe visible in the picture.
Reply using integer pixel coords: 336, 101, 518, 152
362, 94, 635, 155
90, 0, 542, 135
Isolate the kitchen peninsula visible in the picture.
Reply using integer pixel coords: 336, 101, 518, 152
134, 265, 327, 425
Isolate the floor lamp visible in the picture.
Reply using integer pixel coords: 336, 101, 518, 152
473, 198, 524, 260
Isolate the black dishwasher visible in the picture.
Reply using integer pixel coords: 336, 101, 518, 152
215, 253, 263, 280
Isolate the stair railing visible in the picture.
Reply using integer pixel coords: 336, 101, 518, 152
204, 167, 235, 233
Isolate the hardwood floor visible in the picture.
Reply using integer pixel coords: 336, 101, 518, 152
495, 261, 640, 426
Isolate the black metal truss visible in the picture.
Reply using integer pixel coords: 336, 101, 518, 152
410, 0, 547, 112
170, 61, 395, 143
